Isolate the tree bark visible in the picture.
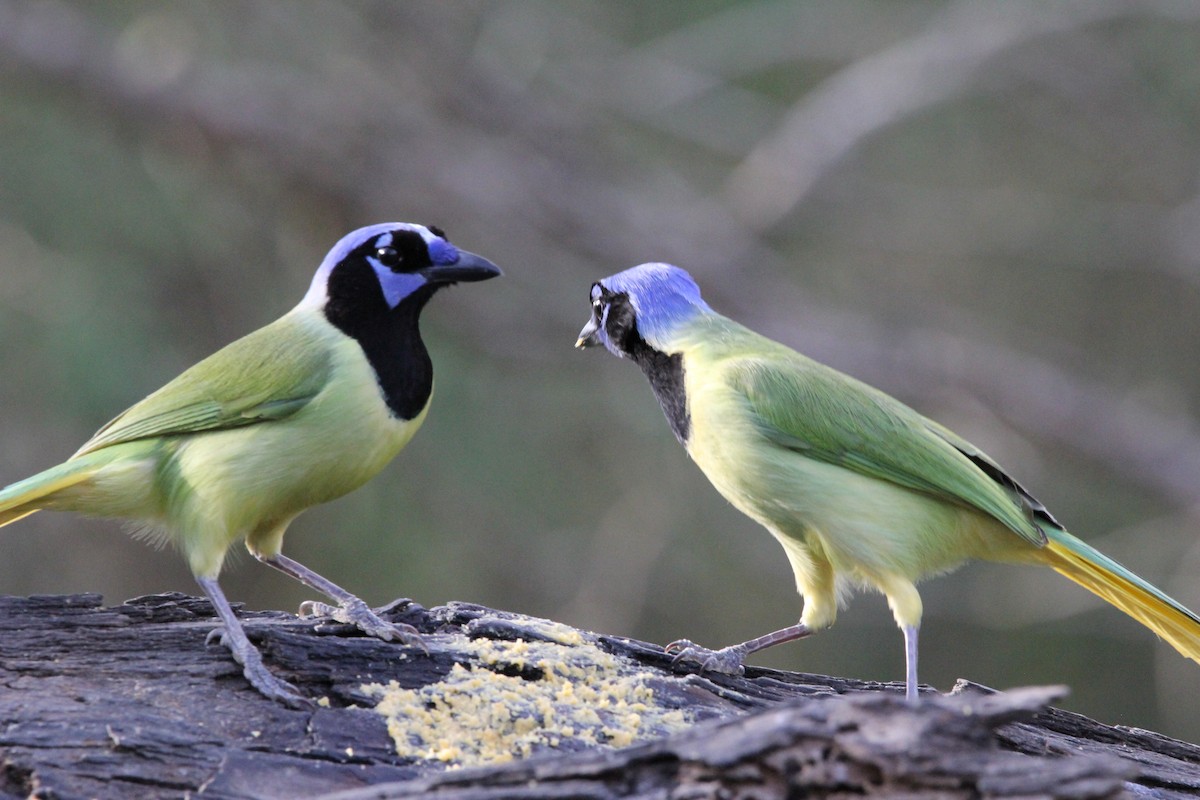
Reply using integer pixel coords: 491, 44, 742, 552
0, 594, 1197, 799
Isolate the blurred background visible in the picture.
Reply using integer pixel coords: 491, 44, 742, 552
3, 0, 1200, 740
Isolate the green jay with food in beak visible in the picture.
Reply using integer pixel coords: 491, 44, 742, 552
0, 222, 501, 706
577, 261, 1200, 701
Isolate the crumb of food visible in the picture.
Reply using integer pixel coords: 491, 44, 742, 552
361, 627, 692, 767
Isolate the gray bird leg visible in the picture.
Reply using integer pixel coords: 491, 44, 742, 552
257, 552, 423, 649
665, 622, 812, 675
903, 623, 920, 702
195, 575, 311, 708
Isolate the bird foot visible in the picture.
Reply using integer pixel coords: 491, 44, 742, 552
664, 638, 748, 675
299, 599, 427, 653
204, 625, 313, 709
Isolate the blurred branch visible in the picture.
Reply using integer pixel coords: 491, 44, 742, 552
806, 177, 1200, 285
0, 0, 773, 338
724, 0, 1200, 230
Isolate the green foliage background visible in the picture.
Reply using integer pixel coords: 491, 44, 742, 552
3, 0, 1200, 739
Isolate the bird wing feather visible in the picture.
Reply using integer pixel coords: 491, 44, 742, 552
728, 354, 1047, 546
74, 313, 333, 457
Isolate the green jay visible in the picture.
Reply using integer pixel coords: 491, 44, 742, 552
0, 223, 500, 706
577, 262, 1200, 700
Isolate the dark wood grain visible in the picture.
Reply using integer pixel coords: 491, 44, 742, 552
0, 594, 1196, 799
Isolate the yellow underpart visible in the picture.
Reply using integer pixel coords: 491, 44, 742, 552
361, 630, 693, 768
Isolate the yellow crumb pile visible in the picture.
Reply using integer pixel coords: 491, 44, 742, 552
360, 621, 693, 768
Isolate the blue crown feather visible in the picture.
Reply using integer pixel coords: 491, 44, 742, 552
599, 263, 712, 349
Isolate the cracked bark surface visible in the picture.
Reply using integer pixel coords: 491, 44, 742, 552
0, 593, 1197, 799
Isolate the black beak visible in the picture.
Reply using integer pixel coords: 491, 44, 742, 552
420, 250, 503, 284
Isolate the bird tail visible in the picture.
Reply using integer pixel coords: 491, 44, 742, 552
0, 457, 106, 528
1041, 527, 1200, 663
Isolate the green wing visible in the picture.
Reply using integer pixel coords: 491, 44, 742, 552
728, 352, 1048, 546
75, 313, 333, 457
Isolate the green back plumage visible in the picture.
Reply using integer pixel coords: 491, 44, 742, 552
75, 311, 333, 458
683, 315, 1047, 547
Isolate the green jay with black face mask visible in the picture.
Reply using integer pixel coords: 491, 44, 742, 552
0, 223, 500, 707
578, 262, 1200, 701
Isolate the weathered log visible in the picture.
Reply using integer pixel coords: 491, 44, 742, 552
0, 594, 1196, 799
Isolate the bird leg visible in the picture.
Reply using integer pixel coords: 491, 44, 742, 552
903, 623, 919, 702
665, 622, 812, 675
195, 575, 311, 708
257, 552, 424, 649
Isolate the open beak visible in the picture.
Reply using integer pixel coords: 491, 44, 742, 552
575, 317, 601, 349
420, 250, 503, 284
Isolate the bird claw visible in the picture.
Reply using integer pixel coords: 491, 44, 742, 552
299, 599, 427, 653
203, 625, 313, 709
249, 671, 314, 710
298, 600, 337, 619
205, 625, 229, 648
664, 638, 748, 676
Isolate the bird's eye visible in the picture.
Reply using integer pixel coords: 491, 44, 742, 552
376, 246, 402, 269
592, 299, 604, 317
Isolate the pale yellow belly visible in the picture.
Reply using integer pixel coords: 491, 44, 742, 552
685, 389, 1032, 593
168, 369, 428, 573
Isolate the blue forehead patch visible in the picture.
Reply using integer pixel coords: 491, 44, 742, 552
427, 237, 460, 266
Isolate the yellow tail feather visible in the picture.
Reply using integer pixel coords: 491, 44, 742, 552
1043, 537, 1200, 664
0, 508, 39, 528
0, 460, 104, 528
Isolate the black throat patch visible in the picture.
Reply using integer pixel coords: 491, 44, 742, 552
603, 293, 690, 445
323, 260, 437, 421
630, 341, 689, 446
